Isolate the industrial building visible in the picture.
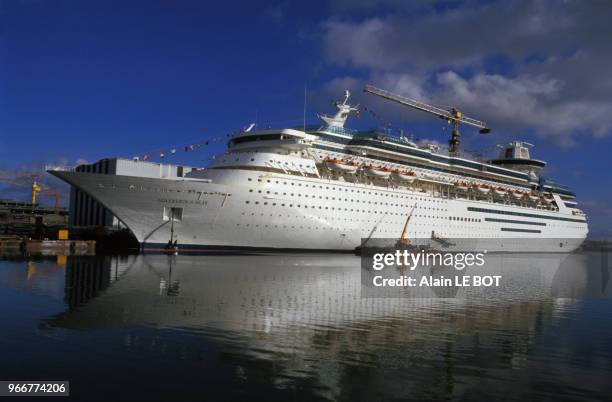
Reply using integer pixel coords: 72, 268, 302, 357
0, 199, 68, 236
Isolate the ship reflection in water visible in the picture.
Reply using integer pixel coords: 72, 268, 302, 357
1, 252, 611, 401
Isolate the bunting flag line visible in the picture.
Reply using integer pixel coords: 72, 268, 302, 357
133, 132, 236, 162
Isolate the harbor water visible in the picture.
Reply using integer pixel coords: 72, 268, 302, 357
0, 252, 611, 401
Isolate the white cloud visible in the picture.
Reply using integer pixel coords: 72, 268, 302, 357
321, 0, 612, 146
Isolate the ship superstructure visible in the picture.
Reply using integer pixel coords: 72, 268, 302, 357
49, 87, 588, 252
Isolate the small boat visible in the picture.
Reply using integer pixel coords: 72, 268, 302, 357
454, 181, 470, 191
363, 165, 391, 179
493, 187, 507, 196
474, 184, 491, 194
526, 192, 540, 202
324, 158, 359, 174
541, 194, 554, 204
391, 169, 416, 183
511, 190, 524, 199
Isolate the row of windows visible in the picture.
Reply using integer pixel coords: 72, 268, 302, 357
247, 177, 448, 204
484, 217, 546, 227
449, 217, 481, 222
244, 200, 414, 214
247, 189, 446, 209
500, 227, 542, 234
233, 210, 549, 238
113, 183, 232, 197
229, 157, 315, 170
454, 194, 557, 211
467, 206, 586, 223
240, 212, 452, 224
239, 206, 555, 230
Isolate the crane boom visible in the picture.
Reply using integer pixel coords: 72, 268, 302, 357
364, 85, 489, 129
363, 84, 491, 155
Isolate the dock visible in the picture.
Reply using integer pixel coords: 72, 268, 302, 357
0, 236, 95, 255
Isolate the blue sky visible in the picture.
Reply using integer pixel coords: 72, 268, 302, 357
1, 0, 611, 238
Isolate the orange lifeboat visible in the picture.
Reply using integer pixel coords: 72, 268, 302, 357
474, 183, 491, 194
363, 165, 391, 179
324, 158, 359, 174
493, 187, 507, 196
541, 193, 554, 204
391, 169, 416, 183
454, 181, 469, 191
511, 190, 524, 199
526, 192, 540, 202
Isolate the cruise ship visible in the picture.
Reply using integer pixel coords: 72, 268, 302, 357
49, 86, 588, 252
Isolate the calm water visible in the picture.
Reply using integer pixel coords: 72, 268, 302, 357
0, 252, 611, 401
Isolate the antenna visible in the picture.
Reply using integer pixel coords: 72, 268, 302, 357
303, 83, 307, 132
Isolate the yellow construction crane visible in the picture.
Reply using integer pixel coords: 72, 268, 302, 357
32, 180, 43, 205
363, 84, 491, 156
0, 171, 52, 206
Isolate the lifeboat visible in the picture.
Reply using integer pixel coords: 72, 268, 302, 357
511, 190, 524, 199
474, 184, 491, 194
454, 181, 470, 191
363, 165, 391, 179
526, 192, 540, 202
541, 194, 554, 204
493, 187, 507, 196
324, 158, 359, 174
391, 169, 416, 183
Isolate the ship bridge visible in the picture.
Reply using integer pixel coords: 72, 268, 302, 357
227, 128, 317, 153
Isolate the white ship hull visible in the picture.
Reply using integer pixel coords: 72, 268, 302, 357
51, 168, 588, 253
